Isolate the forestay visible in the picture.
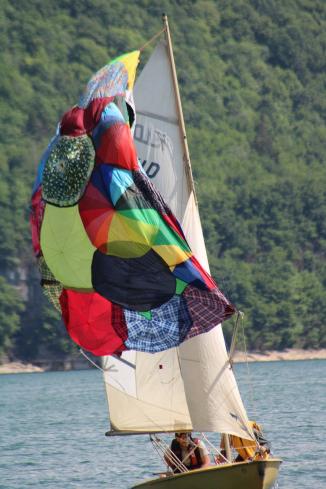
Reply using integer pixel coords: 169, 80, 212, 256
103, 40, 254, 440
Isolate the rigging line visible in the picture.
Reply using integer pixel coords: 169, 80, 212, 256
151, 435, 188, 473
139, 27, 166, 52
150, 436, 169, 471
163, 449, 187, 474
79, 348, 105, 371
156, 434, 207, 470
112, 354, 136, 369
229, 311, 244, 367
162, 440, 188, 474
200, 433, 229, 463
183, 438, 205, 465
151, 435, 185, 472
240, 318, 258, 420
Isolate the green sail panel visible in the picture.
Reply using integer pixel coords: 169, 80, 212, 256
40, 204, 96, 289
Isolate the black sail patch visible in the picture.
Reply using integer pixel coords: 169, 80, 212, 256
92, 248, 176, 311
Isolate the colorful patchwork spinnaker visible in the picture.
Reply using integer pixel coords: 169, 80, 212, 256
30, 51, 235, 356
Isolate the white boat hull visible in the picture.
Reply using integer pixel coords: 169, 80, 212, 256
132, 459, 282, 489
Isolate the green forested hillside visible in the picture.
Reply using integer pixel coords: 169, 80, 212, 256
1, 0, 325, 360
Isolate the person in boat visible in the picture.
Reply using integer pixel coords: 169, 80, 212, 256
164, 432, 211, 472
216, 421, 271, 463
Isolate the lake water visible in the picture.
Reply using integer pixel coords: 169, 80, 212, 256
1, 360, 325, 489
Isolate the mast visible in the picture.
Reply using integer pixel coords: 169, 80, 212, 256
223, 434, 232, 462
162, 14, 198, 205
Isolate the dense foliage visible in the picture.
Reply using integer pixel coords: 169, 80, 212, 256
1, 0, 325, 360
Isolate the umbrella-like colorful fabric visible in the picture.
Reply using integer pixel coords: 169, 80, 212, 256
30, 50, 235, 356
78, 51, 139, 109
42, 135, 95, 207
60, 289, 126, 356
38, 256, 63, 312
40, 204, 96, 289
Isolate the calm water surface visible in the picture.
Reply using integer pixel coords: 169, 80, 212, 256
1, 360, 325, 489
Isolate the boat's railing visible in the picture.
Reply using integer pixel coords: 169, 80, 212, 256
150, 435, 189, 474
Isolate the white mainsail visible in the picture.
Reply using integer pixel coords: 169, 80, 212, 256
103, 38, 254, 440
103, 349, 192, 433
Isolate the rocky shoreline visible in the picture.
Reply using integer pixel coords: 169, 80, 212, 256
232, 348, 326, 363
1, 349, 326, 374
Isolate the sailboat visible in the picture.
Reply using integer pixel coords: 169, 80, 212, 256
102, 15, 282, 489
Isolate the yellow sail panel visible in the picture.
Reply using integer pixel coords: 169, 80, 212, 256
115, 50, 140, 90
152, 245, 191, 266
